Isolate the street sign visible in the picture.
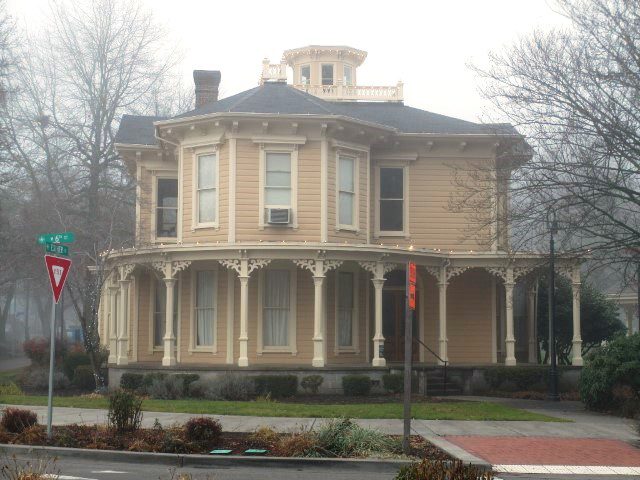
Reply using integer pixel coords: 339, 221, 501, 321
45, 243, 69, 256
44, 255, 72, 303
38, 232, 75, 245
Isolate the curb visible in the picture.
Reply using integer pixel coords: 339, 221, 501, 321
421, 435, 492, 470
0, 444, 411, 472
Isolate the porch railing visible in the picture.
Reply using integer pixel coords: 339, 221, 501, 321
413, 337, 448, 396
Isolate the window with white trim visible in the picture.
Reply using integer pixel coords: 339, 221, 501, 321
265, 152, 291, 208
321, 64, 334, 86
300, 65, 310, 85
337, 271, 355, 348
379, 167, 404, 232
343, 65, 353, 86
263, 270, 290, 347
196, 153, 217, 225
194, 270, 216, 347
153, 278, 178, 348
156, 178, 178, 238
338, 155, 356, 227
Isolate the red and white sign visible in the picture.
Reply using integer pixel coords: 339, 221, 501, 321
408, 262, 417, 310
44, 255, 72, 304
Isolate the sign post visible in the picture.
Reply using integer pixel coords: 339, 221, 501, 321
40, 233, 73, 440
403, 262, 417, 454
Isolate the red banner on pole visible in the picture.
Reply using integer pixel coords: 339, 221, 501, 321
44, 255, 72, 304
408, 262, 416, 310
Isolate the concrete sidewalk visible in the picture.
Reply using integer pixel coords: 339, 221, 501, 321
1, 396, 637, 441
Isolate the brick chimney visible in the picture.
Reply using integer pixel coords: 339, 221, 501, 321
193, 70, 221, 108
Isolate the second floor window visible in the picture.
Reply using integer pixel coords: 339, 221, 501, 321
322, 64, 334, 85
379, 167, 404, 232
300, 65, 310, 85
197, 153, 217, 224
338, 155, 356, 227
156, 178, 178, 238
265, 152, 291, 207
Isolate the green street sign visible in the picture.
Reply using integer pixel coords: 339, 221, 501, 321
37, 232, 75, 245
45, 243, 69, 256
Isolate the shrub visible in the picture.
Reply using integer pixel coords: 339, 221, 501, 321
342, 375, 371, 396
382, 374, 404, 394
22, 338, 68, 366
142, 372, 167, 389
0, 453, 58, 479
184, 417, 222, 446
20, 368, 70, 392
254, 375, 297, 398
73, 365, 96, 391
0, 382, 23, 395
175, 374, 200, 395
161, 428, 190, 454
120, 372, 145, 392
148, 375, 185, 400
189, 374, 253, 401
395, 459, 493, 480
107, 390, 143, 433
275, 431, 317, 457
301, 375, 324, 394
316, 418, 400, 457
249, 426, 280, 448
63, 350, 91, 380
1, 407, 39, 434
580, 334, 640, 414
484, 366, 549, 391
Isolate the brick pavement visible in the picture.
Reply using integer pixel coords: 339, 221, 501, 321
446, 436, 640, 467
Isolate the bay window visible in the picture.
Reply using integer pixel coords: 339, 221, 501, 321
263, 270, 290, 347
322, 64, 334, 86
194, 270, 216, 348
337, 271, 355, 348
265, 152, 292, 207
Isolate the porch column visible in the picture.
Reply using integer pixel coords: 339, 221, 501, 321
312, 260, 326, 367
107, 284, 118, 364
504, 267, 516, 366
437, 264, 448, 364
116, 273, 130, 366
571, 266, 583, 366
372, 261, 386, 367
238, 258, 250, 367
162, 276, 177, 366
527, 283, 537, 364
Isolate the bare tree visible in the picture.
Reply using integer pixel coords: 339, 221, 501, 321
1, 0, 183, 387
461, 0, 639, 287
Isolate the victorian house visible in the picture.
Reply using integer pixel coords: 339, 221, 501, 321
102, 46, 584, 383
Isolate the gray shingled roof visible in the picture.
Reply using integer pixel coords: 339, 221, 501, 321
116, 114, 166, 146
116, 83, 519, 146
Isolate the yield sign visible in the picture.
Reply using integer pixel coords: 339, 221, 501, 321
44, 254, 72, 303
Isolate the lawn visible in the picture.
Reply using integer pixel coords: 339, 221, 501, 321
0, 394, 565, 421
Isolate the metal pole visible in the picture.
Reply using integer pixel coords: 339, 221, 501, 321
402, 265, 413, 454
548, 229, 560, 401
46, 297, 57, 439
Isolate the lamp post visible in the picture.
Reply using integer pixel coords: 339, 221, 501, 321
547, 209, 560, 401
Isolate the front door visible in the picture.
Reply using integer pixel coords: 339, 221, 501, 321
382, 290, 419, 362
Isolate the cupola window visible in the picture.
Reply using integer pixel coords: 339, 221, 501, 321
321, 64, 334, 85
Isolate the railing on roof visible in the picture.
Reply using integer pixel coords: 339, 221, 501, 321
260, 59, 287, 84
292, 82, 403, 102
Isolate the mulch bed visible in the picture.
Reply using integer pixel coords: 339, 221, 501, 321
282, 394, 460, 404
0, 425, 451, 460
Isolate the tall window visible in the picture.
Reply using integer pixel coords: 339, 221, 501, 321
156, 178, 178, 238
379, 167, 404, 232
338, 156, 356, 227
153, 278, 178, 347
321, 64, 334, 85
265, 152, 291, 207
197, 153, 217, 224
337, 272, 354, 348
195, 271, 215, 347
263, 270, 290, 347
343, 65, 353, 86
300, 65, 310, 85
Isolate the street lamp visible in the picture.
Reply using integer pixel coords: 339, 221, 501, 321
547, 209, 560, 401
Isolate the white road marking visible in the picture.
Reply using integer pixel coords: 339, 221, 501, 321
493, 464, 640, 475
44, 475, 99, 480
91, 471, 128, 474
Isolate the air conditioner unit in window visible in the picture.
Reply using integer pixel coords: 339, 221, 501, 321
266, 207, 291, 225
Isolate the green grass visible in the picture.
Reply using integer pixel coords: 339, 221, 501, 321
0, 395, 566, 421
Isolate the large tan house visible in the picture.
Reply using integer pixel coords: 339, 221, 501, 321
102, 46, 585, 383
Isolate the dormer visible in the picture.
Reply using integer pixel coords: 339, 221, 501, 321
261, 45, 403, 102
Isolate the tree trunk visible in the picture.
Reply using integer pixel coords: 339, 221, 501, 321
0, 283, 16, 344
